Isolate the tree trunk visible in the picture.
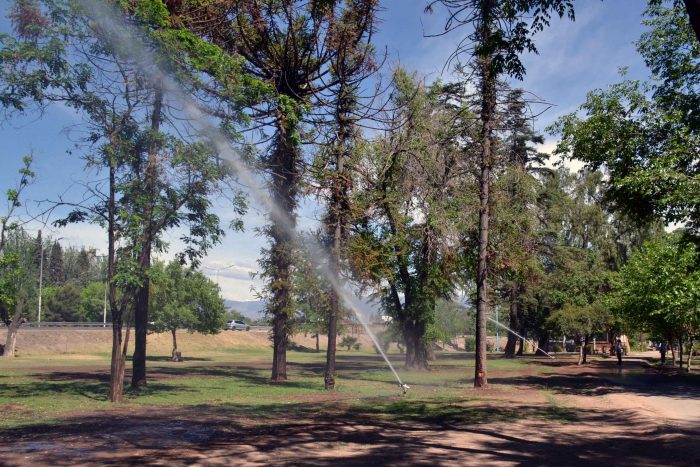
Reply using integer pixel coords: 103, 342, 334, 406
315, 331, 320, 353
2, 300, 24, 358
171, 328, 178, 359
474, 44, 496, 388
269, 110, 300, 382
132, 277, 149, 388
324, 291, 338, 388
582, 335, 589, 364
535, 334, 549, 356
403, 321, 429, 370
132, 86, 163, 389
270, 305, 289, 381
109, 315, 126, 403
504, 286, 519, 358
516, 323, 525, 356
678, 335, 684, 369
684, 0, 700, 43
325, 76, 353, 390
107, 156, 125, 403
577, 337, 584, 365
670, 338, 676, 368
687, 339, 694, 371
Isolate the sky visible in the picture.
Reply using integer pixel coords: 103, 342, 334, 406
0, 0, 651, 301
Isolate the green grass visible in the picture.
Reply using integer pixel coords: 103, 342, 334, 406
0, 348, 557, 430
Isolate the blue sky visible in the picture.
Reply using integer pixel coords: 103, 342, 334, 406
0, 0, 650, 300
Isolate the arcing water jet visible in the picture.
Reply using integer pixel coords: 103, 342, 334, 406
80, 0, 407, 393
487, 316, 555, 359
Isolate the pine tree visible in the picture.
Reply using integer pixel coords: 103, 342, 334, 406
48, 242, 65, 285
427, 0, 575, 387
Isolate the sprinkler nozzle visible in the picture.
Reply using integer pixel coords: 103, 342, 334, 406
400, 383, 410, 395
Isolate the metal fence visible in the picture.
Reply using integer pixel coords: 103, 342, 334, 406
1, 322, 271, 331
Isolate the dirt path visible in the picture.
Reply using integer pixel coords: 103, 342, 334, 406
1, 356, 698, 466
588, 353, 700, 428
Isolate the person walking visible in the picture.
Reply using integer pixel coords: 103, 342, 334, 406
659, 341, 667, 364
615, 337, 623, 366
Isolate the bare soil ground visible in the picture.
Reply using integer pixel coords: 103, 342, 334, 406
0, 353, 698, 466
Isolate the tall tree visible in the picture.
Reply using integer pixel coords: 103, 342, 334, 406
610, 232, 700, 369
546, 302, 612, 365
426, 0, 574, 387
149, 261, 226, 360
173, 0, 380, 381
318, 0, 378, 389
349, 71, 468, 369
0, 157, 35, 357
553, 1, 700, 237
490, 89, 546, 358
48, 242, 65, 285
0, 0, 245, 398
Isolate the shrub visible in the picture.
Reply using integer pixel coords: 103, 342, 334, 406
340, 336, 358, 351
464, 336, 476, 352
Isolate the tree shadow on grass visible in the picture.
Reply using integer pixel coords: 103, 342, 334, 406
0, 399, 697, 466
0, 380, 110, 401
489, 370, 700, 400
140, 355, 214, 363
0, 378, 184, 402
148, 365, 322, 390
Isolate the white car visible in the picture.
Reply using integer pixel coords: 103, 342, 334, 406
226, 320, 250, 331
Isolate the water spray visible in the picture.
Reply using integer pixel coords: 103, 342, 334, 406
487, 317, 555, 359
81, 0, 408, 394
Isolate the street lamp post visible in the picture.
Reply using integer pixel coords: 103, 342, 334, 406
103, 284, 108, 327
37, 233, 44, 327
495, 306, 500, 352
203, 263, 237, 286
95, 254, 108, 327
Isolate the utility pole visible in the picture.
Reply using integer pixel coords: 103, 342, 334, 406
495, 307, 500, 352
99, 254, 108, 327
103, 285, 108, 327
37, 231, 44, 327
203, 263, 237, 286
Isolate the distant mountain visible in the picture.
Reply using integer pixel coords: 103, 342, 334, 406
225, 300, 266, 322
225, 295, 383, 323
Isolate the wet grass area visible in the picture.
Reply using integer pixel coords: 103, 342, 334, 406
0, 349, 552, 429
1, 351, 699, 466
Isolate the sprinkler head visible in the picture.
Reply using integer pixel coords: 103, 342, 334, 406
400, 383, 410, 395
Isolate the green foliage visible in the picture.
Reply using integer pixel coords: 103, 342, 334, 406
340, 335, 358, 351
463, 336, 476, 352
431, 299, 471, 345
149, 261, 226, 336
224, 309, 248, 323
376, 324, 403, 353
552, 1, 700, 235
546, 302, 611, 341
0, 227, 39, 324
609, 233, 700, 343
0, 253, 22, 320
43, 283, 81, 322
426, 0, 575, 80
79, 281, 107, 322
349, 70, 470, 367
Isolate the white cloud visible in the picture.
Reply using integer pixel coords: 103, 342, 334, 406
538, 139, 585, 173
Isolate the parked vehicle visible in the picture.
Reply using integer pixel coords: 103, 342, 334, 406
226, 320, 250, 331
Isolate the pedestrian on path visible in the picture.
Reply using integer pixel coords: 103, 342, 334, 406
615, 337, 623, 366
659, 341, 667, 364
